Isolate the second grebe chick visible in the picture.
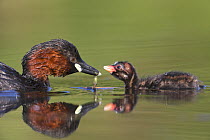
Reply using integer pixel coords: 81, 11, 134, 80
0, 39, 101, 91
104, 61, 203, 90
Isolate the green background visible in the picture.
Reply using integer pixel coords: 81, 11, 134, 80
0, 0, 210, 140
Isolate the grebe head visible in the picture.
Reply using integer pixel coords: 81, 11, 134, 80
103, 61, 137, 83
22, 39, 101, 85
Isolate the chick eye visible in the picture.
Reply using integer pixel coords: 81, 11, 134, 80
116, 65, 122, 69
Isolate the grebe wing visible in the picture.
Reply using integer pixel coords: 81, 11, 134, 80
0, 62, 24, 91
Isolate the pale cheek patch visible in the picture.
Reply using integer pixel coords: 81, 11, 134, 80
75, 105, 82, 114
75, 64, 82, 72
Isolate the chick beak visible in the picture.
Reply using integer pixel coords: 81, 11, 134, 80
103, 65, 116, 73
104, 103, 116, 111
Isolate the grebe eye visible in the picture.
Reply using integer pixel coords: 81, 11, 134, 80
70, 57, 77, 63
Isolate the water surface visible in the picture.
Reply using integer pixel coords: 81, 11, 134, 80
1, 0, 210, 140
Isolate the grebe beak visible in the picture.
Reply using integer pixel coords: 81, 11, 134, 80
103, 65, 116, 73
75, 62, 101, 76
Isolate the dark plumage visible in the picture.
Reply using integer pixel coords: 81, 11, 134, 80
23, 101, 99, 138
0, 39, 101, 91
104, 61, 204, 90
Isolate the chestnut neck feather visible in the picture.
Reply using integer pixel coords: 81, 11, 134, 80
22, 48, 71, 86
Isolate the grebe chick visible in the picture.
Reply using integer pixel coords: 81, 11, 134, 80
0, 39, 101, 91
104, 61, 204, 90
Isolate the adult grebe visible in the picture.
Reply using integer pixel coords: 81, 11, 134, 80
0, 39, 101, 91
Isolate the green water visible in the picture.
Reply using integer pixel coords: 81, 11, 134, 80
1, 0, 210, 140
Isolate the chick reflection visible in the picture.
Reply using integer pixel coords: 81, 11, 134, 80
22, 93, 99, 138
104, 94, 138, 113
140, 89, 199, 104
104, 88, 201, 114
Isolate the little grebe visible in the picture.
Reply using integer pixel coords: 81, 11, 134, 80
23, 100, 99, 138
104, 61, 204, 90
0, 39, 101, 91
